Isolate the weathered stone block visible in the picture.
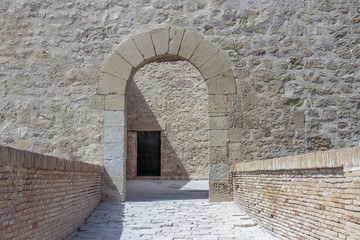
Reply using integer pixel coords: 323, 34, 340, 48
209, 180, 232, 202
209, 130, 228, 147
209, 116, 229, 130
229, 142, 241, 161
89, 95, 105, 109
189, 39, 218, 68
116, 37, 144, 68
102, 52, 133, 81
242, 93, 257, 111
104, 126, 125, 143
104, 111, 125, 127
178, 29, 203, 60
228, 128, 242, 142
99, 73, 127, 95
206, 71, 236, 95
132, 31, 156, 60
199, 52, 231, 80
209, 164, 230, 181
209, 95, 232, 113
105, 95, 125, 111
18, 140, 30, 150
151, 27, 169, 55
169, 28, 185, 55
291, 110, 305, 128
209, 146, 228, 164
104, 146, 125, 176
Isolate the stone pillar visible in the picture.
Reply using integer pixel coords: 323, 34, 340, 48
102, 111, 127, 202
208, 96, 234, 202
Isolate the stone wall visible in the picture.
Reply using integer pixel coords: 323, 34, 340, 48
0, 146, 102, 240
126, 61, 208, 179
231, 146, 360, 240
0, 0, 359, 201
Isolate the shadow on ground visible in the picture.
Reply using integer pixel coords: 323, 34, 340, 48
126, 180, 209, 201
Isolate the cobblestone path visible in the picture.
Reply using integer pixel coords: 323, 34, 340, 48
67, 181, 278, 240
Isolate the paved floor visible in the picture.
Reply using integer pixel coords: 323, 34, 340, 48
67, 181, 278, 240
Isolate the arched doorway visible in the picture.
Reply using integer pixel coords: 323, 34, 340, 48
99, 27, 236, 202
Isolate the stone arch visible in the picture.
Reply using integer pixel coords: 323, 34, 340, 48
99, 27, 236, 202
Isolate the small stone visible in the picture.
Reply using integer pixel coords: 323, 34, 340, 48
322, 108, 337, 120
66, 68, 78, 81
307, 136, 332, 152
336, 46, 351, 59
289, 56, 303, 69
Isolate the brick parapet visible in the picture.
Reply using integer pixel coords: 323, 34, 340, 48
231, 146, 360, 173
0, 145, 103, 240
231, 146, 360, 240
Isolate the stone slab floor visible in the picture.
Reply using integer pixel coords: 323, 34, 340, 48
67, 181, 278, 240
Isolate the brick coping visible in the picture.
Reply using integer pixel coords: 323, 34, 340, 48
231, 146, 360, 173
0, 145, 103, 173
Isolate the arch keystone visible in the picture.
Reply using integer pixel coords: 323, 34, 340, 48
169, 28, 185, 55
115, 37, 144, 68
102, 52, 133, 81
132, 32, 156, 60
151, 27, 169, 55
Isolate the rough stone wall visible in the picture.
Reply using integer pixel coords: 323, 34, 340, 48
231, 146, 360, 240
0, 146, 102, 240
126, 61, 208, 179
0, 0, 359, 167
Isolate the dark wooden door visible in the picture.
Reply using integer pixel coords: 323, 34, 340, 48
137, 131, 161, 176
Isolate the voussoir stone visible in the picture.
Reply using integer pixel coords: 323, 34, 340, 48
199, 52, 231, 80
206, 71, 236, 95
151, 27, 169, 55
178, 29, 203, 60
99, 73, 127, 95
132, 31, 156, 60
102, 52, 133, 81
169, 28, 185, 55
189, 38, 219, 68
116, 37, 144, 68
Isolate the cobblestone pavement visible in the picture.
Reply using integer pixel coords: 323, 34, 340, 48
67, 181, 278, 240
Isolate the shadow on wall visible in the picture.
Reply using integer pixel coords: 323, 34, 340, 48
126, 79, 190, 179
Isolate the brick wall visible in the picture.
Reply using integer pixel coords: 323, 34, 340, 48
231, 146, 360, 240
0, 146, 103, 240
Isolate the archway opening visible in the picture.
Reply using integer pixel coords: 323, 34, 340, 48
126, 61, 209, 200
100, 27, 236, 202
